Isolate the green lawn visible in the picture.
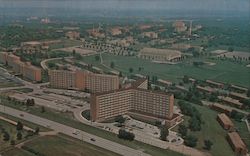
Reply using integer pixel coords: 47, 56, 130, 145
0, 119, 33, 151
0, 98, 183, 156
0, 112, 50, 132
1, 148, 35, 156
81, 53, 250, 86
21, 135, 120, 156
173, 102, 236, 156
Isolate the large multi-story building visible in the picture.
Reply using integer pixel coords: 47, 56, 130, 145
48, 70, 119, 93
91, 79, 180, 127
172, 21, 187, 33
0, 52, 42, 82
138, 48, 182, 62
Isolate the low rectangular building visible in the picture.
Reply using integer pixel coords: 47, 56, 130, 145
218, 96, 243, 109
206, 80, 224, 88
217, 113, 234, 130
229, 92, 249, 101
227, 132, 248, 155
210, 103, 232, 115
138, 48, 182, 62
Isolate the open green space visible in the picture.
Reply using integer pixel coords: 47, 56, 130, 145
0, 97, 183, 156
1, 148, 35, 156
0, 112, 50, 132
173, 101, 238, 156
0, 119, 33, 151
22, 135, 120, 156
81, 53, 250, 86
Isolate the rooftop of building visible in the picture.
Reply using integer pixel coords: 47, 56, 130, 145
139, 47, 181, 56
228, 132, 247, 150
217, 113, 234, 126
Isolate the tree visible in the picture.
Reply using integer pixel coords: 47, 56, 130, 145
41, 106, 45, 113
118, 129, 135, 141
204, 139, 213, 150
16, 121, 23, 131
10, 140, 15, 145
17, 131, 22, 140
160, 126, 169, 141
228, 47, 234, 52
95, 55, 100, 61
72, 49, 76, 56
115, 115, 126, 124
178, 124, 188, 137
129, 67, 133, 73
110, 61, 115, 68
3, 132, 10, 141
35, 127, 40, 135
30, 99, 35, 106
183, 75, 189, 83
247, 89, 250, 97
184, 135, 198, 147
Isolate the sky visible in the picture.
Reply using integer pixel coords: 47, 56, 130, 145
0, 0, 249, 12
0, 0, 249, 18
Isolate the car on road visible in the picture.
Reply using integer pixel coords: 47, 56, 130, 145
90, 138, 96, 141
72, 130, 80, 135
19, 114, 24, 117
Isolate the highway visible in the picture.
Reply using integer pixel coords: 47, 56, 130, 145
0, 105, 150, 156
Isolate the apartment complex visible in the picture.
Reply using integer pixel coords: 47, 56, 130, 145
138, 47, 182, 62
48, 70, 119, 93
0, 52, 42, 82
91, 79, 179, 127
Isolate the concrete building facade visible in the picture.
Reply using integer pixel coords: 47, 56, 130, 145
91, 79, 179, 127
0, 52, 42, 82
48, 70, 119, 93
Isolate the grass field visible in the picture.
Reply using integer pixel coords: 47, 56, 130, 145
0, 119, 31, 151
0, 112, 50, 132
172, 101, 236, 156
26, 135, 119, 156
0, 99, 184, 156
2, 135, 120, 156
81, 53, 250, 86
1, 148, 35, 156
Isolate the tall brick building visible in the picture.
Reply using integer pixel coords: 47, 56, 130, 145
48, 70, 119, 93
0, 52, 42, 82
91, 79, 180, 127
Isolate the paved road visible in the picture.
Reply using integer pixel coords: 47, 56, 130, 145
40, 56, 74, 70
0, 105, 150, 156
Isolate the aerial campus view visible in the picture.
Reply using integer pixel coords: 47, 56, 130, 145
0, 0, 249, 156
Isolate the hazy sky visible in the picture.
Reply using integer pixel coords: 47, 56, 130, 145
0, 0, 249, 13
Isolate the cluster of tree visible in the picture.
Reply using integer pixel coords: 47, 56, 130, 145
117, 129, 135, 141
230, 110, 244, 121
183, 85, 203, 105
178, 100, 202, 131
115, 115, 126, 124
240, 99, 250, 109
159, 126, 169, 141
26, 99, 35, 107
193, 61, 205, 67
